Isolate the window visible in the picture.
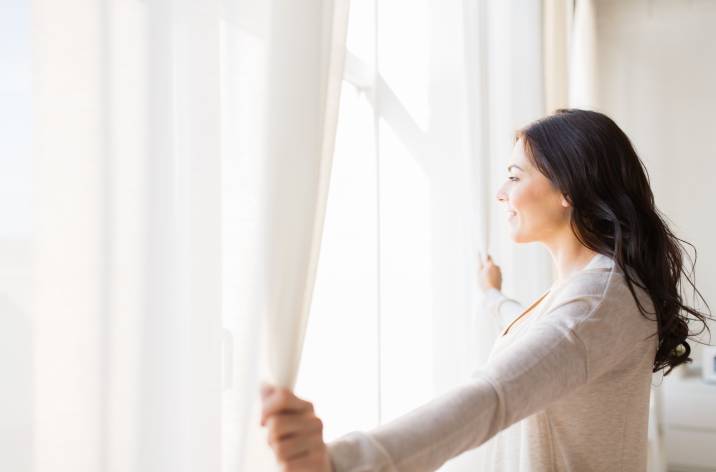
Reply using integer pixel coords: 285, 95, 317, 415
295, 0, 437, 442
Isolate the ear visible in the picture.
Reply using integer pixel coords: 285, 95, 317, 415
561, 194, 571, 208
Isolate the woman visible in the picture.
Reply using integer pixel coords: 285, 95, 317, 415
259, 109, 712, 471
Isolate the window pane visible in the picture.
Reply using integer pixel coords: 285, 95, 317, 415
294, 83, 380, 442
378, 0, 429, 130
378, 117, 435, 423
345, 0, 374, 65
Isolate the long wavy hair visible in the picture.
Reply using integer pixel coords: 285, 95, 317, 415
516, 108, 713, 376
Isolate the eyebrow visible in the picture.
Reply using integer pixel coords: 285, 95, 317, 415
507, 164, 524, 172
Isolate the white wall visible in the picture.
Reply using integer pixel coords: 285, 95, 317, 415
596, 0, 716, 363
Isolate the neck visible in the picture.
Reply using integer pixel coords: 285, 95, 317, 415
542, 231, 599, 287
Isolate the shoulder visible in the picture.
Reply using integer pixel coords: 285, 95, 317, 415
552, 268, 612, 302
548, 253, 619, 302
544, 263, 655, 337
543, 266, 615, 324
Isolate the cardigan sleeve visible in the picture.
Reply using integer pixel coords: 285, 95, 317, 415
327, 297, 596, 472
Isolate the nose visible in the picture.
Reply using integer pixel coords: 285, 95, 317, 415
496, 184, 507, 204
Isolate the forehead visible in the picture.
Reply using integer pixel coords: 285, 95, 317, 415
508, 138, 531, 170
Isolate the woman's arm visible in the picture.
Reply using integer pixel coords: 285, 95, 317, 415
262, 268, 626, 472
327, 298, 595, 472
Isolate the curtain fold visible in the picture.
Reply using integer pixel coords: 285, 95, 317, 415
569, 0, 598, 108
235, 0, 350, 469
261, 0, 351, 391
543, 0, 570, 112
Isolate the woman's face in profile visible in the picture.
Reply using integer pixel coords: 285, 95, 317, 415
496, 138, 571, 243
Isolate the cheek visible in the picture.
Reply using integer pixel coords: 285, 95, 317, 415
510, 184, 538, 213
511, 181, 561, 222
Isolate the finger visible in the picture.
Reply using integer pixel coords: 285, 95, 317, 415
262, 389, 310, 425
260, 382, 275, 400
275, 430, 324, 462
267, 413, 323, 444
261, 389, 313, 426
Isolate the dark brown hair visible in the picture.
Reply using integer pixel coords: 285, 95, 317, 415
516, 108, 713, 375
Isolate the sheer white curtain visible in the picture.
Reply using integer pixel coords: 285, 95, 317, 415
32, 0, 231, 471
32, 0, 349, 470
31, 0, 347, 469
569, 0, 598, 108
232, 0, 350, 470
543, 0, 571, 112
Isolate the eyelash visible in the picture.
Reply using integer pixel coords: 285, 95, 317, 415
508, 176, 519, 182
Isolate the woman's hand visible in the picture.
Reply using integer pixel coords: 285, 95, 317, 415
477, 251, 502, 293
260, 382, 333, 472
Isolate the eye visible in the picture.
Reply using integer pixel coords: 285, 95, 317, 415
508, 176, 519, 182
